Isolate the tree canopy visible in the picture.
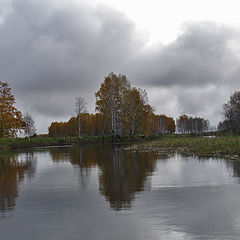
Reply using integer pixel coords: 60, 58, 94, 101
0, 81, 23, 137
95, 72, 156, 137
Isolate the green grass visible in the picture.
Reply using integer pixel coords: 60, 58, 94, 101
0, 135, 126, 151
0, 136, 79, 151
127, 135, 240, 159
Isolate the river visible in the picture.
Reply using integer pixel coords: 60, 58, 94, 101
1, 144, 240, 239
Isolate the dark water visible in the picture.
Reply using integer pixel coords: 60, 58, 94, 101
1, 144, 240, 239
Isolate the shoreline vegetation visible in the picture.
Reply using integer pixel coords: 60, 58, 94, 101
1, 133, 240, 160
126, 134, 240, 160
0, 135, 154, 151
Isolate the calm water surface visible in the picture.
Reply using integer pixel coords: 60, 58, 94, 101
1, 144, 240, 239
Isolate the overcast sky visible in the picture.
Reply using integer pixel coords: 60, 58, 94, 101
1, 0, 240, 133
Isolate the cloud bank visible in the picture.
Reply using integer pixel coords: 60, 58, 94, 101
0, 0, 240, 132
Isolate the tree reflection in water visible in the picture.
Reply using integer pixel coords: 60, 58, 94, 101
49, 144, 162, 210
0, 152, 36, 218
99, 146, 161, 210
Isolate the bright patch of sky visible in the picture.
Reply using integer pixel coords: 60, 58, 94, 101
78, 0, 240, 45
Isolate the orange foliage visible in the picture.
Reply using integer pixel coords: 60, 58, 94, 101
0, 81, 23, 137
48, 114, 104, 137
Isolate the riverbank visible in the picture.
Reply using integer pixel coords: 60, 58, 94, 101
2, 135, 240, 160
0, 135, 157, 151
0, 136, 104, 151
126, 135, 240, 159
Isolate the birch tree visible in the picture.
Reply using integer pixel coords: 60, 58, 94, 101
75, 97, 87, 139
95, 73, 130, 139
125, 88, 144, 137
118, 75, 130, 136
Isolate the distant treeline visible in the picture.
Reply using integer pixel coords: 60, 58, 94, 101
48, 72, 210, 138
176, 115, 210, 134
48, 113, 211, 137
48, 114, 176, 137
47, 82, 240, 136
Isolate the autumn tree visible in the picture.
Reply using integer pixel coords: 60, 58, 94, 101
95, 113, 104, 136
95, 73, 157, 138
0, 81, 23, 137
165, 116, 176, 133
75, 97, 87, 139
151, 114, 176, 134
125, 87, 145, 137
48, 114, 103, 137
141, 103, 154, 136
67, 117, 78, 136
95, 73, 130, 139
48, 122, 66, 137
22, 112, 37, 138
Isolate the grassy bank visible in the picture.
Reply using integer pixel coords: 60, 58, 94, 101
0, 136, 124, 151
0, 136, 108, 151
127, 135, 240, 159
0, 135, 157, 151
0, 137, 75, 151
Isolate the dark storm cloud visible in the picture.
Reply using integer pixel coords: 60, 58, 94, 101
0, 0, 240, 132
1, 0, 136, 89
0, 0, 142, 119
134, 22, 239, 88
